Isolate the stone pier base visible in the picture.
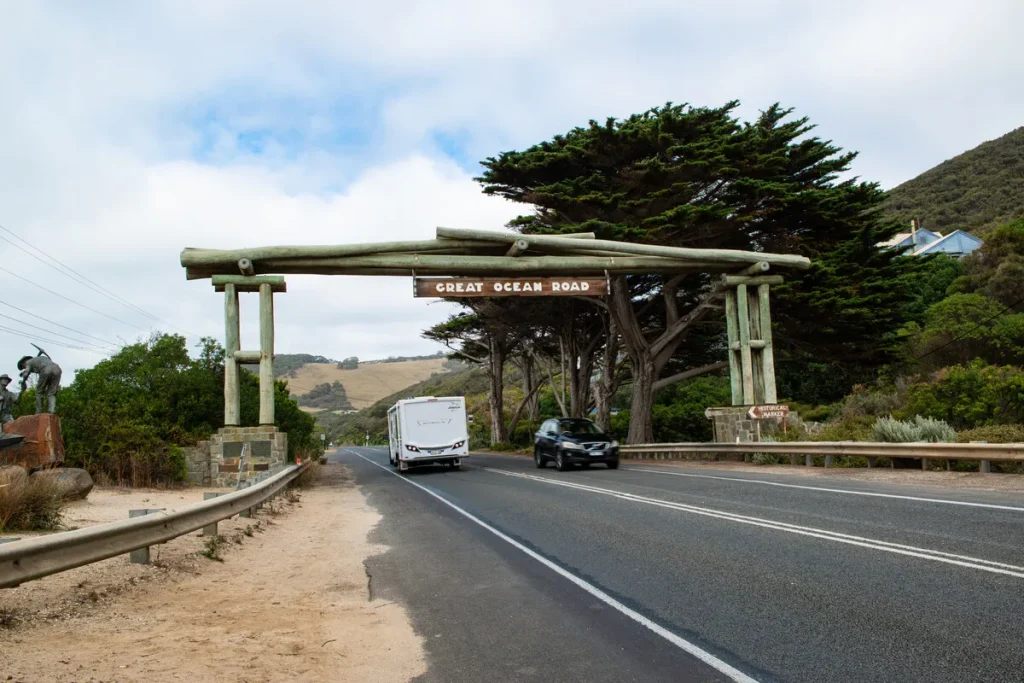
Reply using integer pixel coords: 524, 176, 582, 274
185, 426, 287, 487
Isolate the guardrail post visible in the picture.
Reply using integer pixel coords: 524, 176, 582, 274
921, 458, 929, 471
805, 454, 813, 467
128, 509, 165, 564
824, 455, 833, 468
790, 454, 799, 466
202, 493, 221, 536
971, 441, 991, 473
867, 457, 877, 468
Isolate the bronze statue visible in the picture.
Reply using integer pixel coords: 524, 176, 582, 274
0, 374, 15, 425
18, 345, 62, 414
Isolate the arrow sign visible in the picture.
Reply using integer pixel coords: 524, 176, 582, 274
748, 404, 789, 420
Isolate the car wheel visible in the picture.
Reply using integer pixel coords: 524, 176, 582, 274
390, 453, 398, 468
607, 458, 620, 470
555, 451, 569, 472
534, 447, 546, 469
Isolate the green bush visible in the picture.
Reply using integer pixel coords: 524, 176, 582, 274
904, 361, 1024, 429
811, 415, 875, 442
488, 442, 518, 452
956, 424, 1024, 444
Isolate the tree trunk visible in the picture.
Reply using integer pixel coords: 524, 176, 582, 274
488, 339, 508, 444
594, 315, 619, 432
520, 353, 539, 420
627, 354, 656, 444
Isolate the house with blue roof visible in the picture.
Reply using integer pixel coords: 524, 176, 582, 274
878, 220, 983, 258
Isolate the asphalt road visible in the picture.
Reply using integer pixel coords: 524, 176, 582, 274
335, 447, 1024, 683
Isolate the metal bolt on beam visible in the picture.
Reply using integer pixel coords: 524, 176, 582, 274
202, 493, 221, 536
128, 509, 165, 564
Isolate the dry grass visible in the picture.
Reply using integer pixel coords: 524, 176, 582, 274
285, 358, 448, 409
0, 476, 67, 533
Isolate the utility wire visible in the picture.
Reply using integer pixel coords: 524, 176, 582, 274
0, 265, 151, 332
897, 292, 1024, 370
0, 324, 106, 355
0, 311, 117, 353
0, 222, 200, 338
0, 299, 121, 348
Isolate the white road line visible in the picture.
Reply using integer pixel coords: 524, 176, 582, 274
344, 448, 759, 683
624, 467, 1024, 512
481, 467, 1024, 580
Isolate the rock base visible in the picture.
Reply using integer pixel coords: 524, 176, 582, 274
1, 414, 66, 470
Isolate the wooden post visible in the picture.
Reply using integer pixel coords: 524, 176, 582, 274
259, 283, 275, 426
724, 290, 742, 405
748, 289, 764, 405
735, 284, 755, 404
224, 283, 240, 426
757, 284, 778, 404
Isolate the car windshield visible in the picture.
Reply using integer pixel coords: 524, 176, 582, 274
560, 419, 603, 435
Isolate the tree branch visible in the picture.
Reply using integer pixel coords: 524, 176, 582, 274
652, 360, 729, 392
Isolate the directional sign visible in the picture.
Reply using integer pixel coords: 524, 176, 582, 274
414, 276, 607, 298
320, 433, 326, 441
748, 404, 789, 420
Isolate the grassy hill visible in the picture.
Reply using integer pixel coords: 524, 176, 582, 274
882, 127, 1024, 237
284, 357, 453, 409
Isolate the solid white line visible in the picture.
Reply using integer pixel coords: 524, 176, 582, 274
482, 467, 1024, 580
344, 448, 759, 683
626, 467, 1024, 512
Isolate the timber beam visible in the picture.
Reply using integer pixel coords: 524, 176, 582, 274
212, 275, 287, 293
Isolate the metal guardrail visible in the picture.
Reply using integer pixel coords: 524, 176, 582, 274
619, 441, 1024, 463
0, 463, 306, 588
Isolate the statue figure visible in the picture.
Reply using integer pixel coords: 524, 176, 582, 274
18, 344, 62, 414
0, 374, 16, 425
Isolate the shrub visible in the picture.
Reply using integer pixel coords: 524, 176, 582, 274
811, 415, 875, 442
0, 476, 67, 532
956, 425, 1024, 444
904, 361, 1024, 429
872, 415, 956, 443
294, 447, 322, 488
488, 442, 518, 452
750, 437, 781, 465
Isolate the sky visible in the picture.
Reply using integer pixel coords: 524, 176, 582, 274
0, 0, 1022, 385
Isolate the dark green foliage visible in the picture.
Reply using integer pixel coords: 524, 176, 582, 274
55, 334, 316, 484
882, 127, 1024, 237
478, 101, 924, 413
903, 254, 963, 322
903, 361, 1024, 430
651, 376, 731, 442
950, 218, 1024, 309
900, 293, 1024, 369
296, 381, 353, 411
337, 357, 359, 370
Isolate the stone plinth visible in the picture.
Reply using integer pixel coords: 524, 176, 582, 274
705, 405, 792, 446
208, 426, 287, 487
1, 414, 66, 470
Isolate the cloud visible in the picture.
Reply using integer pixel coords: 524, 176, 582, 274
0, 0, 1021, 385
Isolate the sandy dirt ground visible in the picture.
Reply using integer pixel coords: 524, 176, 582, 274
0, 464, 426, 682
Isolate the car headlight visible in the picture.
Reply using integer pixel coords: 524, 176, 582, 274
562, 442, 584, 450
610, 440, 619, 448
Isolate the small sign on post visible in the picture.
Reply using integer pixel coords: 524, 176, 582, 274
414, 276, 607, 298
747, 404, 789, 420
320, 433, 326, 442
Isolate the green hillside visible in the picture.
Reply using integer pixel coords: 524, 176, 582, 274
882, 127, 1024, 237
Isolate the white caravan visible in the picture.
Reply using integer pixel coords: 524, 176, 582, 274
387, 396, 469, 472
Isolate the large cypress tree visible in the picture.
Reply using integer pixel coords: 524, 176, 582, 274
478, 102, 921, 442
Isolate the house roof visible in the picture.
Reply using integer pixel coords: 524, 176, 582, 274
911, 229, 983, 256
877, 228, 943, 249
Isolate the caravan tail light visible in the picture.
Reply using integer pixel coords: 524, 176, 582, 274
405, 444, 420, 452
452, 441, 465, 449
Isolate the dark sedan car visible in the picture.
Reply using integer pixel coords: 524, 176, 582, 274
534, 417, 620, 471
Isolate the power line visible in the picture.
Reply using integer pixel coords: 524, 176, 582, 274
0, 265, 152, 332
0, 222, 200, 338
0, 311, 117, 353
0, 299, 121, 348
0, 324, 107, 355
906, 294, 1024, 366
